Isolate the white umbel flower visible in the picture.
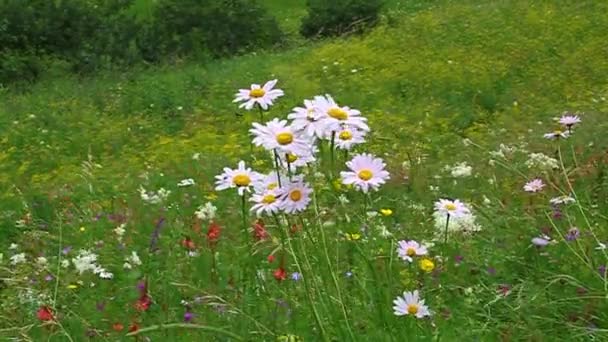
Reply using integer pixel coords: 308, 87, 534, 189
233, 79, 284, 110
195, 202, 217, 221
288, 99, 328, 139
396, 240, 428, 263
314, 94, 369, 134
280, 180, 313, 214
177, 178, 195, 187
340, 154, 390, 193
10, 253, 26, 265
393, 290, 431, 318
433, 210, 481, 238
215, 161, 262, 196
250, 118, 311, 156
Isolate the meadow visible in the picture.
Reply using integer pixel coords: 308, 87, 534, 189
1, 0, 608, 340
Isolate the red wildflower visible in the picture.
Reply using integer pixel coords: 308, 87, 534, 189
112, 322, 124, 331
135, 294, 151, 312
207, 221, 221, 246
267, 254, 275, 263
290, 224, 300, 235
37, 306, 54, 321
128, 323, 139, 333
181, 237, 196, 250
253, 219, 268, 241
273, 267, 287, 282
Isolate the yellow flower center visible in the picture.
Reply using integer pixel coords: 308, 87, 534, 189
328, 107, 348, 120
249, 88, 265, 98
445, 203, 456, 211
267, 182, 278, 190
339, 130, 352, 140
554, 130, 563, 135
358, 169, 373, 181
286, 154, 298, 163
289, 189, 302, 202
262, 194, 276, 204
406, 248, 416, 257
233, 174, 251, 187
407, 304, 419, 315
276, 132, 294, 145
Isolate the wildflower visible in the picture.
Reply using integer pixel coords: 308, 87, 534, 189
80, 226, 86, 232
267, 254, 276, 263
288, 99, 328, 139
397, 240, 428, 263
273, 267, 287, 282
139, 187, 171, 204
525, 153, 559, 170
524, 179, 545, 193
599, 265, 607, 278
253, 220, 269, 241
345, 271, 353, 277
10, 253, 26, 265
37, 306, 54, 321
9, 243, 18, 250
177, 178, 195, 187
250, 119, 311, 156
207, 222, 221, 247
338, 194, 350, 204
341, 153, 390, 193
114, 224, 126, 241
566, 227, 580, 241
36, 256, 48, 266
345, 232, 361, 241
184, 311, 194, 323
419, 258, 435, 273
135, 294, 152, 312
192, 153, 201, 160
99, 271, 114, 279
434, 199, 470, 218
181, 237, 196, 250
291, 272, 302, 281
393, 290, 431, 318
214, 161, 262, 196
432, 209, 481, 238
559, 114, 581, 129
448, 162, 472, 178
233, 79, 284, 110
250, 189, 283, 216
380, 209, 393, 217
277, 148, 317, 172
314, 94, 369, 133
550, 195, 576, 205
532, 235, 551, 246
128, 323, 139, 333
112, 323, 124, 331
194, 202, 217, 221
279, 180, 313, 214
596, 243, 607, 250
543, 130, 569, 140
333, 126, 366, 150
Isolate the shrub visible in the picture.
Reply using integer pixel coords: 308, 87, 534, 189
300, 0, 384, 39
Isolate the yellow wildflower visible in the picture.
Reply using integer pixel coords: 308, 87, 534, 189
379, 209, 393, 216
419, 258, 435, 273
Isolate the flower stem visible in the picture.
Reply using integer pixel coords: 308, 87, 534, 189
444, 213, 451, 245
256, 104, 264, 123
273, 149, 283, 188
329, 131, 336, 177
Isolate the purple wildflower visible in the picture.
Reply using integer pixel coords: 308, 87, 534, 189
184, 312, 194, 322
566, 227, 580, 241
62, 246, 72, 255
291, 272, 302, 281
599, 265, 607, 278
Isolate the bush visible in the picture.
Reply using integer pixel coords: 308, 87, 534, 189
300, 0, 384, 39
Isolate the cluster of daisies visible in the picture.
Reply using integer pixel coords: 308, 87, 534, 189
215, 79, 390, 216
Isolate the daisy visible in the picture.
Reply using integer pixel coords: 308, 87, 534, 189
288, 99, 328, 139
314, 95, 369, 134
256, 172, 290, 192
333, 126, 366, 150
523, 179, 545, 193
531, 235, 551, 247
340, 154, 390, 193
233, 79, 284, 110
276, 148, 317, 172
543, 129, 569, 140
250, 189, 283, 216
393, 290, 431, 318
558, 114, 581, 129
396, 240, 428, 263
433, 199, 470, 218
250, 118, 311, 156
215, 161, 262, 196
279, 180, 313, 214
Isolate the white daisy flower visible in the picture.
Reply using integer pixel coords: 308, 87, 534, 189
233, 79, 284, 110
250, 189, 283, 216
333, 126, 366, 150
340, 153, 390, 193
543, 129, 569, 140
288, 99, 328, 139
434, 199, 470, 218
250, 118, 311, 156
393, 290, 431, 318
255, 172, 290, 193
279, 180, 313, 214
276, 148, 317, 172
558, 114, 581, 128
215, 161, 262, 196
523, 179, 545, 193
396, 240, 428, 263
314, 94, 369, 134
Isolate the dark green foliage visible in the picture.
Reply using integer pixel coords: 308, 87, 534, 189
300, 0, 383, 39
0, 0, 282, 85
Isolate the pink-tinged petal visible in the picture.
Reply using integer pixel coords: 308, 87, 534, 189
263, 79, 277, 91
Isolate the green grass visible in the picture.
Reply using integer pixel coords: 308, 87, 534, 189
1, 0, 608, 340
